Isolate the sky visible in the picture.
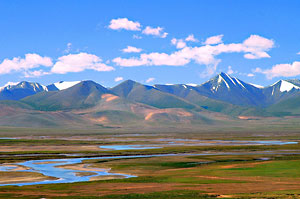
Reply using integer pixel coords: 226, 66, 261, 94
0, 0, 300, 87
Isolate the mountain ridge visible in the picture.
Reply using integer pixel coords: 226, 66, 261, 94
0, 72, 300, 128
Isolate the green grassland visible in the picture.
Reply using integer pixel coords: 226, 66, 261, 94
2, 153, 300, 198
0, 127, 300, 198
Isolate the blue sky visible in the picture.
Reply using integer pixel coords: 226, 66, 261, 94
0, 0, 300, 87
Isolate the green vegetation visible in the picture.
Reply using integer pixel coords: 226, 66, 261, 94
219, 160, 300, 178
1, 152, 300, 198
22, 81, 111, 111
0, 129, 300, 198
52, 190, 217, 199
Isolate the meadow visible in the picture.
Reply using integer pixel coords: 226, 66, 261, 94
0, 127, 300, 198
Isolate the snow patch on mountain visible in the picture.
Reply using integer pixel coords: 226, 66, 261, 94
53, 81, 80, 90
279, 80, 300, 92
0, 82, 19, 91
217, 75, 230, 89
186, 83, 197, 87
249, 83, 264, 89
41, 85, 48, 91
224, 73, 236, 86
234, 77, 246, 89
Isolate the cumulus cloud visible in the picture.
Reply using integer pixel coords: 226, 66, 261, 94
24, 70, 50, 78
255, 61, 300, 79
227, 66, 234, 74
113, 35, 274, 75
171, 38, 186, 49
203, 34, 223, 45
146, 77, 155, 83
0, 53, 53, 75
243, 35, 274, 49
114, 77, 124, 82
122, 46, 142, 53
200, 60, 221, 77
113, 51, 190, 67
109, 18, 168, 39
133, 34, 142, 39
243, 35, 274, 59
64, 43, 72, 54
51, 53, 114, 74
0, 52, 116, 77
142, 26, 168, 38
185, 34, 198, 42
108, 18, 141, 31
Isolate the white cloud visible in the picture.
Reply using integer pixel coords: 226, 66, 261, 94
247, 73, 255, 77
122, 46, 142, 53
64, 43, 72, 54
112, 56, 148, 67
244, 52, 270, 59
200, 60, 220, 77
297, 52, 300, 55
243, 35, 274, 49
146, 77, 155, 83
108, 18, 141, 31
203, 34, 223, 45
113, 51, 190, 67
255, 61, 300, 79
51, 53, 114, 74
133, 34, 142, 39
113, 35, 275, 76
0, 52, 116, 77
243, 35, 274, 59
185, 34, 198, 42
114, 77, 124, 82
109, 18, 168, 39
0, 53, 53, 75
171, 38, 186, 49
24, 70, 50, 78
227, 66, 234, 74
142, 26, 168, 38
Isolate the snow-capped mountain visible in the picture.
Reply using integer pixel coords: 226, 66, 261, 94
192, 72, 266, 106
270, 80, 300, 93
1, 74, 300, 109
156, 72, 300, 107
0, 82, 19, 91
0, 81, 81, 100
0, 81, 48, 100
262, 80, 300, 105
46, 81, 81, 91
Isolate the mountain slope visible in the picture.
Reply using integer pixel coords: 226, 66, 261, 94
262, 80, 300, 105
110, 80, 199, 110
46, 81, 81, 91
22, 81, 112, 111
0, 81, 47, 100
194, 72, 266, 107
154, 83, 268, 116
266, 94, 300, 116
0, 102, 91, 128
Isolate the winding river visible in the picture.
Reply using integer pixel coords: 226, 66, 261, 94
1, 150, 300, 187
99, 140, 298, 150
0, 140, 298, 187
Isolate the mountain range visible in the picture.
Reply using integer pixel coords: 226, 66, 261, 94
1, 72, 300, 128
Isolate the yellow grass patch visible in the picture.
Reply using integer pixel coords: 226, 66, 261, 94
101, 94, 119, 102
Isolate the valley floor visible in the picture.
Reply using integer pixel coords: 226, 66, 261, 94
0, 128, 300, 198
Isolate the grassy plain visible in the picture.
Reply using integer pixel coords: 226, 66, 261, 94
0, 127, 300, 198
